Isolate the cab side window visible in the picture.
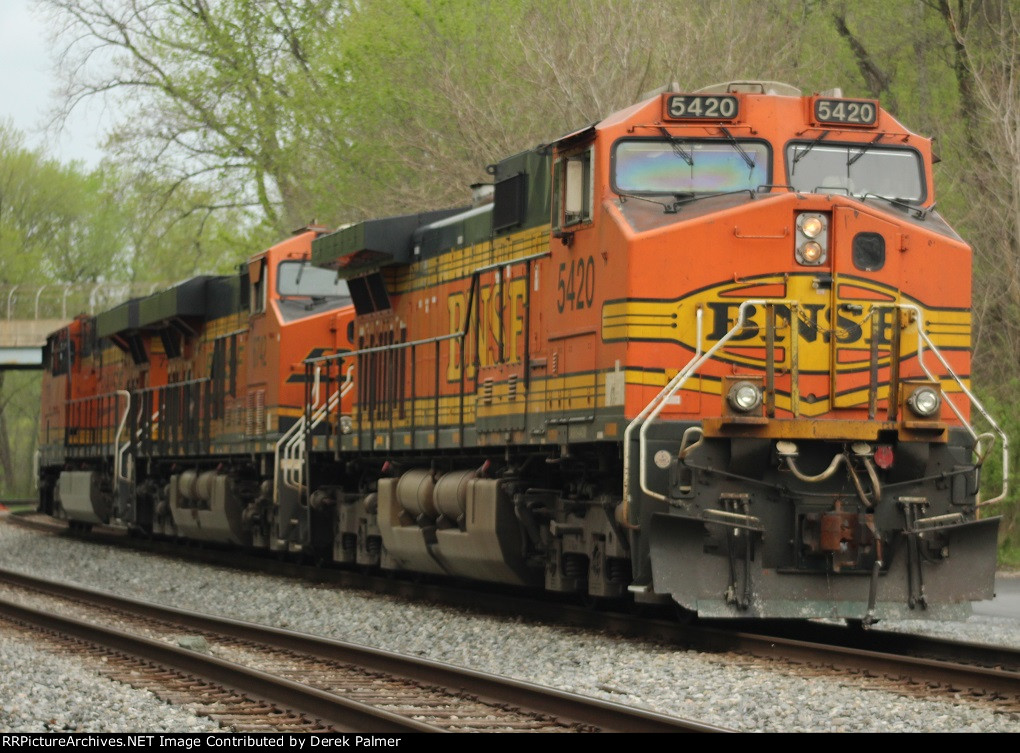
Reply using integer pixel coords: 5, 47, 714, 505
249, 259, 267, 315
553, 147, 593, 230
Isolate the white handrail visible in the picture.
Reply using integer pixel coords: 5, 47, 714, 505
282, 366, 324, 492
630, 300, 778, 506
273, 367, 322, 503
898, 304, 1009, 506
284, 367, 356, 491
274, 365, 355, 502
113, 390, 132, 484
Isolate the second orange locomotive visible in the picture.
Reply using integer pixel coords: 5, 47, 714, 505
40, 81, 1004, 621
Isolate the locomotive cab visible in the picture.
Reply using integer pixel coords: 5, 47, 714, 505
242, 229, 356, 553
598, 82, 1003, 619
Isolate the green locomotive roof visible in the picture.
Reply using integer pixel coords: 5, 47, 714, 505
311, 147, 551, 278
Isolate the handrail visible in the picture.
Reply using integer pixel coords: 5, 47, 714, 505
621, 304, 703, 524
301, 254, 550, 369
280, 365, 325, 494
112, 390, 132, 484
284, 373, 355, 493
274, 365, 355, 502
896, 303, 1009, 506
630, 300, 786, 511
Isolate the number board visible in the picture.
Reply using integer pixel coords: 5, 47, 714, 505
664, 94, 739, 121
812, 97, 878, 127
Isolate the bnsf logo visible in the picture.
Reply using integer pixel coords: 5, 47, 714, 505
604, 274, 937, 373
705, 300, 899, 344
690, 275, 908, 372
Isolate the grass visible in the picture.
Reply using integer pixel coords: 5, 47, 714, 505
998, 543, 1020, 571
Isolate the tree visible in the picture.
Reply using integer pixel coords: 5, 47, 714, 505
932, 1, 1020, 368
309, 0, 805, 221
0, 124, 129, 285
39, 0, 348, 234
103, 162, 274, 283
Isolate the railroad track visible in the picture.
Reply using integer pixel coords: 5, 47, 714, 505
0, 568, 723, 733
7, 512, 1020, 715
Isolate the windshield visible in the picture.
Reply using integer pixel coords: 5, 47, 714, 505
277, 261, 350, 298
786, 143, 925, 201
613, 139, 770, 194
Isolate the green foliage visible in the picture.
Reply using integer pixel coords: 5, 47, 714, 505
972, 384, 1020, 558
0, 123, 126, 284
101, 164, 273, 282
0, 372, 41, 497
308, 0, 820, 221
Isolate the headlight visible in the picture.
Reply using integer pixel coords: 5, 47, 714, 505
795, 213, 829, 265
799, 215, 824, 238
907, 386, 940, 417
799, 241, 824, 263
727, 381, 762, 413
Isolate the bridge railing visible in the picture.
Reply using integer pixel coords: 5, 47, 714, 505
0, 282, 167, 322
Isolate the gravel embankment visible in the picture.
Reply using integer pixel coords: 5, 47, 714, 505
0, 517, 1017, 733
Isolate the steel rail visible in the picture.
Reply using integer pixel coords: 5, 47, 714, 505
0, 568, 726, 733
0, 597, 442, 733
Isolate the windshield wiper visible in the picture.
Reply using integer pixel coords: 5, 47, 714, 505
668, 188, 756, 214
718, 127, 756, 170
659, 127, 693, 165
847, 134, 885, 167
860, 193, 925, 217
791, 130, 831, 171
616, 191, 675, 212
617, 189, 754, 215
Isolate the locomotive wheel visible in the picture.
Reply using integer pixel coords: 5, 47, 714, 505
674, 603, 697, 625
845, 617, 877, 631
580, 594, 609, 611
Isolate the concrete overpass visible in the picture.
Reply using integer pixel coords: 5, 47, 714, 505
0, 283, 165, 369
0, 320, 70, 368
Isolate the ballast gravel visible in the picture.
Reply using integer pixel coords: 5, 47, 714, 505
0, 629, 221, 733
0, 518, 1017, 733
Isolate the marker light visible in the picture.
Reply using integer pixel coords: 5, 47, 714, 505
874, 445, 894, 469
907, 386, 941, 417
727, 381, 763, 413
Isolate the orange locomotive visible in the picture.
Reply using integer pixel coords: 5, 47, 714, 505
40, 81, 1005, 621
39, 229, 358, 546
